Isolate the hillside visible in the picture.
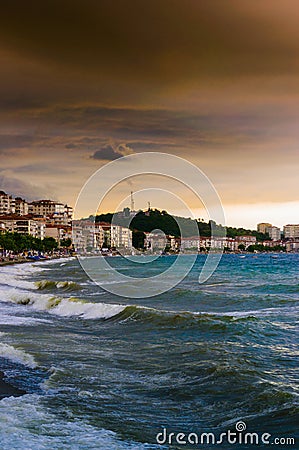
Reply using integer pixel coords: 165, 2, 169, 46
92, 209, 269, 241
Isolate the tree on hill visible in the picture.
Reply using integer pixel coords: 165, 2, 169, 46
95, 208, 269, 241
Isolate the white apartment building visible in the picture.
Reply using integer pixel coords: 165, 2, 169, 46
72, 221, 97, 252
283, 224, 299, 239
266, 226, 281, 241
0, 215, 45, 239
0, 191, 13, 215
0, 192, 29, 216
180, 236, 200, 251
111, 225, 132, 249
72, 221, 115, 252
29, 200, 73, 226
144, 231, 169, 252
72, 221, 132, 252
15, 198, 28, 215
179, 236, 240, 252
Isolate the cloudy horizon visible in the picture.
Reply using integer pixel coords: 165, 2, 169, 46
1, 0, 298, 228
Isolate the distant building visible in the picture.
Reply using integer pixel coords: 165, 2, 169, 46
0, 191, 12, 215
262, 240, 285, 248
235, 235, 256, 249
72, 221, 132, 252
111, 225, 132, 249
0, 193, 28, 216
45, 225, 72, 244
224, 237, 239, 251
257, 223, 272, 234
29, 200, 73, 226
285, 240, 299, 252
96, 222, 112, 249
144, 232, 172, 252
283, 224, 299, 239
72, 220, 97, 252
266, 226, 281, 241
169, 235, 180, 251
14, 197, 29, 215
180, 236, 200, 251
0, 215, 45, 239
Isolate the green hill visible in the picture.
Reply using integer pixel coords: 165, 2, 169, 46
93, 209, 269, 241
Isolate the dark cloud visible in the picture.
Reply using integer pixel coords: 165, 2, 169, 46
91, 143, 134, 161
0, 0, 298, 220
37, 104, 297, 152
91, 145, 121, 161
0, 0, 298, 87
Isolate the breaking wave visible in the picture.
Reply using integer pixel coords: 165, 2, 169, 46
0, 289, 125, 320
2, 283, 296, 326
0, 342, 37, 368
35, 280, 81, 291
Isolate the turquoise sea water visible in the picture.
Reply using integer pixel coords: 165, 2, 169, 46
0, 254, 298, 449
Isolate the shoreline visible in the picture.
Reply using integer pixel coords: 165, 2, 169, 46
0, 255, 73, 267
0, 371, 27, 400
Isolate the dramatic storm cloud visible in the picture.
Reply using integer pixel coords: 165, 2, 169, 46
0, 0, 298, 226
91, 143, 134, 160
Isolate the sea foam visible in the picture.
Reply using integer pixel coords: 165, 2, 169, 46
0, 342, 37, 368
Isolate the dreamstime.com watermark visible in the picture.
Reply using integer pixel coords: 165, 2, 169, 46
156, 421, 296, 446
73, 152, 226, 298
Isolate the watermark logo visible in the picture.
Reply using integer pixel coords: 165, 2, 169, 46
156, 421, 296, 446
73, 152, 225, 298
235, 420, 246, 432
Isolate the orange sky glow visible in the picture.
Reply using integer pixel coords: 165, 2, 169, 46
0, 1, 298, 228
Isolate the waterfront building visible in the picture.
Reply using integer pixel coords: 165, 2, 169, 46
180, 236, 200, 251
145, 232, 170, 252
72, 220, 97, 252
14, 197, 29, 215
29, 200, 73, 226
96, 222, 111, 249
285, 240, 299, 252
257, 223, 272, 234
72, 220, 132, 252
111, 224, 132, 249
266, 226, 281, 241
235, 235, 256, 249
283, 224, 299, 239
45, 225, 72, 244
0, 215, 45, 239
0, 191, 15, 215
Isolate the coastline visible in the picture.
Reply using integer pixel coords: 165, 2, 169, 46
0, 257, 33, 267
0, 255, 73, 267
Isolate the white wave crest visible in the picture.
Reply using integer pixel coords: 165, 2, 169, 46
0, 343, 37, 368
49, 298, 125, 319
0, 288, 125, 320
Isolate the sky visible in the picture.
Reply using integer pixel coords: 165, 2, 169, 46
0, 0, 298, 228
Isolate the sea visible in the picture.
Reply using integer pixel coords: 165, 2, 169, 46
0, 254, 298, 449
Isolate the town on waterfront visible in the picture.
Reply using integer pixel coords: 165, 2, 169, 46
1, 190, 298, 263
